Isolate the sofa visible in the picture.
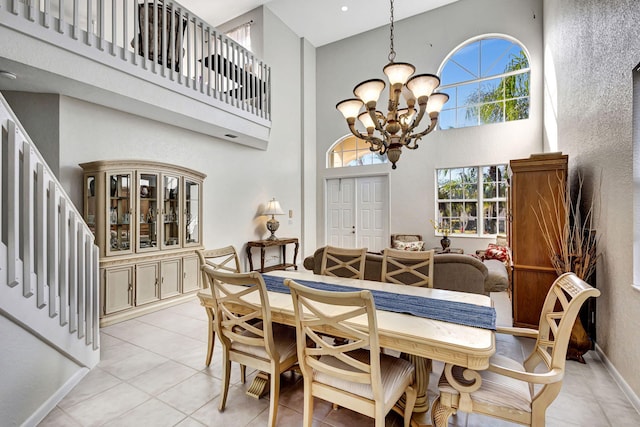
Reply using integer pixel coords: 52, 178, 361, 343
303, 247, 500, 295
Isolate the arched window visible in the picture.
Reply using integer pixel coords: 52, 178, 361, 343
438, 36, 530, 129
328, 135, 388, 168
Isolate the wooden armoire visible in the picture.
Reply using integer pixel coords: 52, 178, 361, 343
508, 153, 568, 328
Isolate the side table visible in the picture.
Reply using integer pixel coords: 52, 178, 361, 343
432, 247, 464, 255
246, 238, 299, 273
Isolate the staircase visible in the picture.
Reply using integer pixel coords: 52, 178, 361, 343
0, 93, 100, 425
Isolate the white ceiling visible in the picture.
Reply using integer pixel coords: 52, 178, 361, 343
181, 0, 458, 47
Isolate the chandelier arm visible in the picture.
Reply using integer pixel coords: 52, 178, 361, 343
387, 85, 402, 118
404, 137, 421, 149
347, 122, 371, 140
367, 137, 389, 154
409, 118, 438, 140
368, 109, 388, 137
404, 100, 428, 135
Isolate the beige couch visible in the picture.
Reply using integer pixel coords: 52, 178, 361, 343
303, 248, 494, 295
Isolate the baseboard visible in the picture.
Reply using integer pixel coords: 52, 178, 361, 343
21, 367, 90, 427
100, 292, 198, 327
595, 343, 640, 414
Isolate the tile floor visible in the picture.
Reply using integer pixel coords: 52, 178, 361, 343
39, 297, 640, 426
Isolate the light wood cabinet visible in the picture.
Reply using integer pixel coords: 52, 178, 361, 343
104, 266, 134, 314
508, 153, 568, 328
182, 255, 201, 293
161, 258, 181, 298
136, 262, 160, 305
81, 160, 206, 325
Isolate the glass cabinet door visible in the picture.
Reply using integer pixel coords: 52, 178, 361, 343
107, 172, 133, 255
184, 179, 201, 246
162, 175, 181, 249
137, 172, 159, 252
85, 174, 97, 238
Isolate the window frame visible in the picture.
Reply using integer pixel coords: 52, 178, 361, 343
437, 34, 531, 130
435, 164, 508, 237
327, 135, 389, 168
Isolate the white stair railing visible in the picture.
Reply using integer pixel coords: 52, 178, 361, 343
0, 0, 271, 123
0, 93, 100, 369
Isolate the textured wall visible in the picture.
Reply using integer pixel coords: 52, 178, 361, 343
544, 0, 640, 398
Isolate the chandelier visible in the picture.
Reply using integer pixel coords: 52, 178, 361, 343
336, 0, 449, 169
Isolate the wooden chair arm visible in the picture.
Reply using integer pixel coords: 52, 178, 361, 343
495, 326, 539, 339
197, 291, 215, 308
488, 364, 564, 385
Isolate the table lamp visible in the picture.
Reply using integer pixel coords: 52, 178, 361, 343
262, 198, 284, 240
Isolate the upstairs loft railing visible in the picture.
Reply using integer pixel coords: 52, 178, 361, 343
0, 93, 100, 369
1, 0, 271, 122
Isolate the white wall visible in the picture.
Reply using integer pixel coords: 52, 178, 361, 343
0, 315, 83, 427
2, 92, 60, 175
315, 0, 543, 254
301, 38, 318, 258
544, 0, 640, 401
57, 6, 309, 269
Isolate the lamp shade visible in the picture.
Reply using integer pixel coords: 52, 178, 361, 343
358, 111, 376, 129
353, 79, 386, 105
383, 62, 415, 85
407, 74, 440, 98
262, 198, 284, 216
336, 98, 364, 120
426, 92, 450, 114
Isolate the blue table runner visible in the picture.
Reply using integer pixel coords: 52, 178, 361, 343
263, 274, 496, 331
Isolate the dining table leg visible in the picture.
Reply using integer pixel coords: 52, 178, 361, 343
431, 363, 483, 427
397, 353, 432, 412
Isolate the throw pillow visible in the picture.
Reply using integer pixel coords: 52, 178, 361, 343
392, 240, 424, 251
484, 243, 510, 263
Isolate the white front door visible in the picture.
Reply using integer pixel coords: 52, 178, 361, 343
326, 176, 388, 252
326, 178, 356, 247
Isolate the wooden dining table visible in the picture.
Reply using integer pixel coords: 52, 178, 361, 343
233, 270, 496, 427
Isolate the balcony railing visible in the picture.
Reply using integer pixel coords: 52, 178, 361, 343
1, 0, 271, 122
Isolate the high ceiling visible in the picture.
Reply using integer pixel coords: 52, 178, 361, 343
180, 0, 458, 47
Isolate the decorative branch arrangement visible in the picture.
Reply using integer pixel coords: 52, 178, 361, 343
533, 171, 601, 363
533, 172, 600, 283
430, 219, 451, 237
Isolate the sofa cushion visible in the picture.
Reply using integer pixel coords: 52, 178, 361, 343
392, 240, 424, 251
483, 259, 509, 292
432, 254, 488, 295
484, 243, 510, 263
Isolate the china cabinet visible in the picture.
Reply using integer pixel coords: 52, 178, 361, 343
80, 160, 206, 325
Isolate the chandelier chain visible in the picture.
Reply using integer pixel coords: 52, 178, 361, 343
388, 0, 396, 62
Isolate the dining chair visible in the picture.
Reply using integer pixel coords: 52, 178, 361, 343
380, 247, 435, 405
202, 267, 298, 427
381, 248, 435, 287
432, 272, 601, 427
320, 246, 367, 279
285, 278, 417, 427
196, 246, 242, 366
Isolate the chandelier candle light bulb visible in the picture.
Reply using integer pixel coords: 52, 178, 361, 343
336, 0, 449, 169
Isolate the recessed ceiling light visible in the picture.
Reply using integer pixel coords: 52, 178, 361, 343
341, 6, 348, 12
0, 70, 17, 80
